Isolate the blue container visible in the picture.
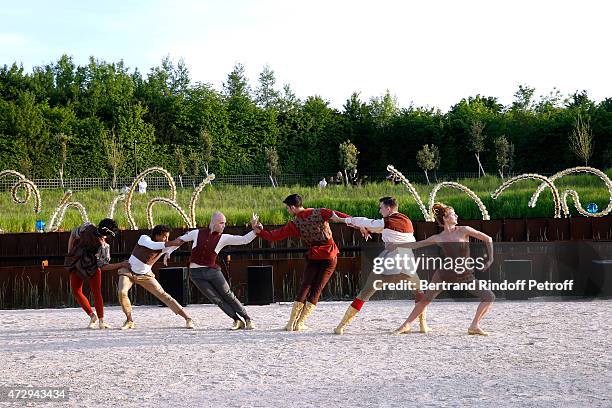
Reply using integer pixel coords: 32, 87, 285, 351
35, 220, 46, 232
586, 203, 598, 214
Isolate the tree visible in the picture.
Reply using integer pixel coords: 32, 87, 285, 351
569, 114, 593, 166
511, 84, 535, 112
264, 147, 280, 187
494, 136, 514, 178
369, 90, 399, 128
174, 146, 186, 188
432, 143, 441, 181
469, 120, 487, 177
255, 65, 279, 109
223, 63, 250, 100
55, 132, 71, 188
101, 129, 123, 189
199, 129, 212, 174
339, 140, 359, 186
18, 154, 33, 178
187, 148, 200, 187
416, 144, 438, 184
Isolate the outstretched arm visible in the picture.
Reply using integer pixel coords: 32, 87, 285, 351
391, 234, 440, 250
217, 231, 257, 250
256, 222, 300, 242
345, 216, 385, 233
100, 260, 131, 271
321, 208, 350, 221
464, 226, 494, 269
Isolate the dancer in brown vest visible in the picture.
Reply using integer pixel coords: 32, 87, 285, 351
65, 218, 127, 329
331, 196, 430, 335
117, 224, 194, 330
174, 212, 257, 330
252, 194, 350, 331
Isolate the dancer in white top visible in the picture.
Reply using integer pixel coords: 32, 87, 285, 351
173, 212, 257, 330
117, 224, 194, 330
331, 197, 430, 335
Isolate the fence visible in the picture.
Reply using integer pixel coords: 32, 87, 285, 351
0, 171, 519, 191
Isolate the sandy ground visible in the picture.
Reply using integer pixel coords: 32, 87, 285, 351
0, 299, 610, 407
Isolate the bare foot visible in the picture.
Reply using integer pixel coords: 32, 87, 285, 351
392, 325, 411, 335
468, 326, 489, 336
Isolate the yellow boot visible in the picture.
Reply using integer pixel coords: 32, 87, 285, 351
419, 307, 432, 334
334, 306, 359, 335
285, 301, 304, 331
294, 302, 316, 331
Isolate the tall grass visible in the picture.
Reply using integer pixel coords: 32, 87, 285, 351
1, 169, 611, 233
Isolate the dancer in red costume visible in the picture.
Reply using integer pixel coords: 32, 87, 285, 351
65, 219, 127, 329
252, 194, 350, 331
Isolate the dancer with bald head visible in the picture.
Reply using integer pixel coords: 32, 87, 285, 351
174, 212, 257, 330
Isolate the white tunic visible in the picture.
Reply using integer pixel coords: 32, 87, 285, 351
346, 216, 417, 276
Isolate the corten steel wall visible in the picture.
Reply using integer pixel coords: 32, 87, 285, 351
0, 218, 611, 309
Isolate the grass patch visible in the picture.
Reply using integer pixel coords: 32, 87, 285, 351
0, 170, 611, 233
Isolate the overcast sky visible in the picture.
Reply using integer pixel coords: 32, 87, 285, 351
1, 0, 611, 110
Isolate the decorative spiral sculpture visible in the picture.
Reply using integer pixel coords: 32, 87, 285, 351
54, 202, 90, 229
189, 173, 216, 226
146, 198, 193, 229
108, 193, 126, 219
492, 173, 562, 218
428, 182, 490, 221
45, 190, 89, 232
125, 167, 178, 230
0, 170, 41, 212
386, 165, 430, 220
528, 166, 612, 218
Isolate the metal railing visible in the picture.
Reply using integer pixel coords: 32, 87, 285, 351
0, 171, 506, 191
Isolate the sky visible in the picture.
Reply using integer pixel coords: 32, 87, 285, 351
1, 0, 611, 111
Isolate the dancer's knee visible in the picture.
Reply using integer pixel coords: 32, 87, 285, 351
206, 294, 224, 306
483, 291, 496, 303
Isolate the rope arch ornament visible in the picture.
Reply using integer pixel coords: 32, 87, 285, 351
528, 166, 612, 218
492, 173, 562, 218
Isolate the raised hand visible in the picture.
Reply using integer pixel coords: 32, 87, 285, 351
251, 212, 260, 229
329, 211, 344, 223
166, 238, 184, 247
359, 226, 371, 241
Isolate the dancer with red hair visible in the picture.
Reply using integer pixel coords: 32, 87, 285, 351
393, 203, 495, 336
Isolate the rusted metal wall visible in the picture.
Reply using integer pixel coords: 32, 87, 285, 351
0, 218, 610, 309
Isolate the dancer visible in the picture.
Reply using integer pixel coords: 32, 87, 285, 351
117, 224, 194, 330
173, 212, 257, 330
252, 193, 350, 331
65, 218, 127, 329
393, 203, 495, 336
331, 196, 430, 335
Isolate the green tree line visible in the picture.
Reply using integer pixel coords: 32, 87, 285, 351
1, 55, 611, 179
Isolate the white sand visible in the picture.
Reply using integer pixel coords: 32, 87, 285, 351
0, 300, 610, 407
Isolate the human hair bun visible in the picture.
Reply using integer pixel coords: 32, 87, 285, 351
431, 203, 448, 226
